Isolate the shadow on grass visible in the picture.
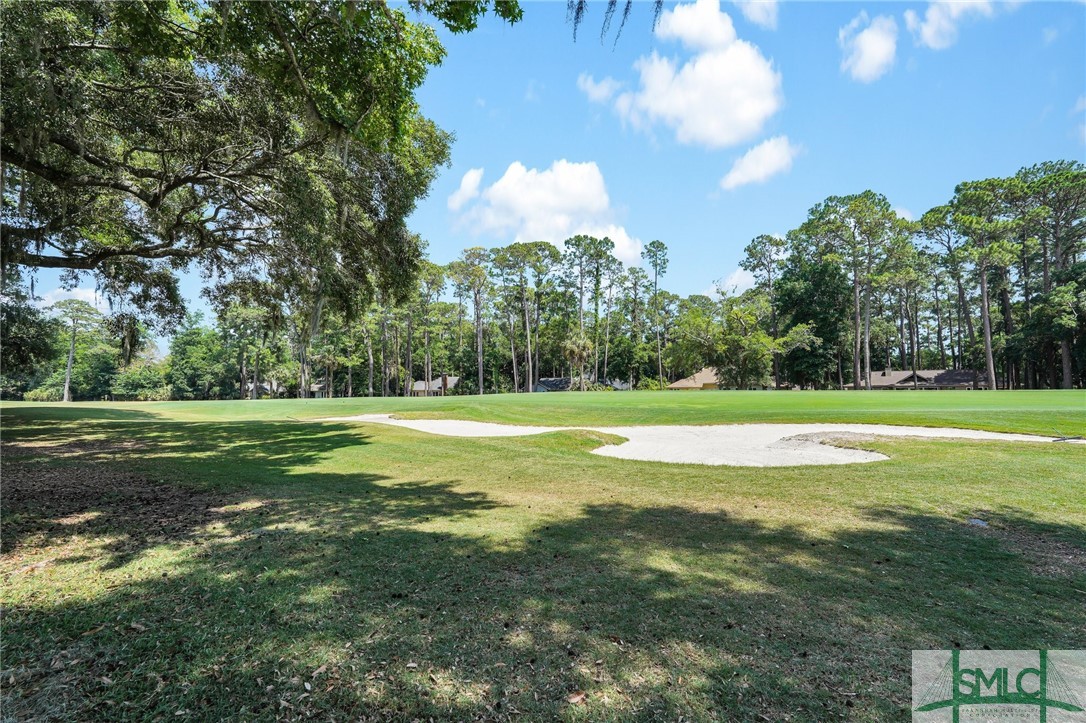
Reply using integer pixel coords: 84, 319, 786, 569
0, 405, 163, 422
0, 421, 378, 565
2, 422, 1084, 721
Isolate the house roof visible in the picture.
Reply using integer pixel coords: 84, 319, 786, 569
851, 369, 979, 388
535, 377, 573, 392
929, 369, 980, 386
410, 376, 460, 392
667, 367, 719, 390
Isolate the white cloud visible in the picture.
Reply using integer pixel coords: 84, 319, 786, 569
455, 160, 644, 265
1042, 26, 1059, 45
1075, 96, 1086, 114
576, 224, 644, 266
839, 12, 898, 83
588, 0, 782, 150
732, 0, 777, 30
577, 74, 621, 104
657, 0, 738, 50
717, 267, 756, 295
903, 1, 995, 50
36, 287, 109, 312
447, 168, 484, 211
894, 206, 914, 221
613, 47, 782, 149
720, 136, 800, 190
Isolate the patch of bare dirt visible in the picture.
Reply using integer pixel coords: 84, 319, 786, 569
0, 457, 243, 563
969, 517, 1086, 578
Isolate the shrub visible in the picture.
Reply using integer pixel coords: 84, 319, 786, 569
112, 362, 170, 401
24, 385, 63, 402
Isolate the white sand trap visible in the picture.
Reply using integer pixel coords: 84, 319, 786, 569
322, 414, 1084, 467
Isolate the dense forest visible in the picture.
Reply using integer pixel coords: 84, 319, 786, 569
3, 159, 1083, 400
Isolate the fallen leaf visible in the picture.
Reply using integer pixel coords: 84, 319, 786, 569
567, 691, 587, 705
303, 681, 312, 691
311, 664, 327, 678
405, 662, 417, 669
130, 622, 146, 632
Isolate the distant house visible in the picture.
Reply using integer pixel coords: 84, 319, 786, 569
410, 375, 460, 397
310, 382, 328, 399
667, 367, 720, 390
534, 377, 574, 392
847, 369, 981, 390
244, 379, 286, 397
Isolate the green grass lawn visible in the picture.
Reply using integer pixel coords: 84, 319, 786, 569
2, 393, 1084, 720
3, 389, 1085, 435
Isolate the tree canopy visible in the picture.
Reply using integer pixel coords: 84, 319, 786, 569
1, 0, 519, 326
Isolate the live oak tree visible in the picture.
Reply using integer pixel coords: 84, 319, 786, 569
1, 0, 517, 322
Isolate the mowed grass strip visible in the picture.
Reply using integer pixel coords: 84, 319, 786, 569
0, 399, 1083, 721
3, 388, 1085, 436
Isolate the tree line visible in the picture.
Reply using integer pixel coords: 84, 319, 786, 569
4, 159, 1082, 400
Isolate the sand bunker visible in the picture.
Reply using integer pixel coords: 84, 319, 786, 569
322, 414, 1083, 467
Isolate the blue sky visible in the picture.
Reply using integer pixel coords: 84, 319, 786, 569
35, 0, 1086, 320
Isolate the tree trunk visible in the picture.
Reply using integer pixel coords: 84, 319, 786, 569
934, 278, 946, 369
863, 277, 872, 390
424, 328, 432, 397
999, 273, 1015, 390
380, 315, 389, 397
63, 320, 75, 402
603, 281, 614, 387
299, 343, 309, 399
366, 331, 374, 397
534, 291, 542, 390
955, 276, 976, 346
403, 315, 413, 397
475, 289, 484, 395
252, 343, 261, 400
521, 284, 533, 393
910, 289, 919, 389
653, 272, 664, 387
1061, 340, 1074, 389
978, 266, 997, 390
852, 269, 862, 389
508, 310, 519, 393
897, 293, 907, 370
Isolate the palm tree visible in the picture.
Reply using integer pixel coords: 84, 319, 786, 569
561, 333, 593, 392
